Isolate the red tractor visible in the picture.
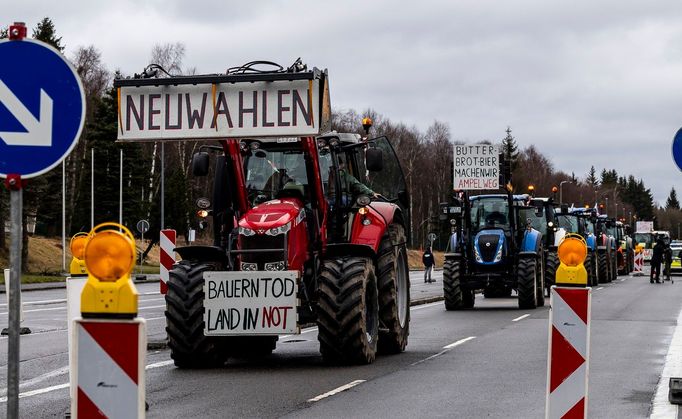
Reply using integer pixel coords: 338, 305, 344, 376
115, 62, 411, 365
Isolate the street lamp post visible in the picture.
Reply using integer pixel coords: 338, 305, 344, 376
559, 180, 572, 204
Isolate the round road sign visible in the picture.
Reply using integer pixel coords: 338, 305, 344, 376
0, 39, 85, 178
136, 220, 150, 234
673, 127, 682, 172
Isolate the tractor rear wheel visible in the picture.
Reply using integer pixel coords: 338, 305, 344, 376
584, 253, 596, 286
377, 224, 410, 354
611, 252, 618, 281
317, 257, 379, 364
598, 252, 608, 283
165, 260, 229, 368
545, 252, 559, 296
517, 257, 538, 309
536, 255, 545, 307
443, 259, 463, 310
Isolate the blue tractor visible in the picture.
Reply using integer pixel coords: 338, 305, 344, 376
441, 193, 545, 310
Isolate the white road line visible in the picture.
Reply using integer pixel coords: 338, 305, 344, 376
650, 306, 682, 418
307, 380, 366, 402
621, 278, 626, 282
411, 301, 443, 311
0, 359, 176, 403
596, 287, 604, 290
411, 336, 476, 366
443, 336, 476, 349
0, 366, 69, 396
512, 314, 530, 322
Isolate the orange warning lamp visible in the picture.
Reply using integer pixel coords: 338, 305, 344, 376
552, 186, 558, 193
81, 223, 138, 318
69, 232, 89, 276
555, 234, 588, 286
362, 117, 373, 135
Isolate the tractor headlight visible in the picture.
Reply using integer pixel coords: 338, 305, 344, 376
266, 222, 291, 236
494, 246, 503, 262
239, 226, 256, 236
264, 261, 286, 271
474, 246, 482, 263
241, 262, 257, 271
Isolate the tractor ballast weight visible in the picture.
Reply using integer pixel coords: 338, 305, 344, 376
114, 61, 411, 366
441, 191, 546, 310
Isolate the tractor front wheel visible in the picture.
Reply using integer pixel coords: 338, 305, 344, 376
545, 252, 559, 296
443, 259, 464, 310
317, 257, 379, 364
165, 260, 229, 368
517, 257, 538, 309
598, 252, 608, 283
377, 224, 410, 354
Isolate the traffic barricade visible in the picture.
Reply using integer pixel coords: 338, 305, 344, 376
159, 229, 176, 294
547, 234, 591, 419
71, 223, 146, 418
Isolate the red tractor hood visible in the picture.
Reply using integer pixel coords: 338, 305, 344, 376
239, 198, 304, 232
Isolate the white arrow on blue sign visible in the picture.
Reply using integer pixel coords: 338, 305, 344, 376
674, 127, 682, 172
0, 39, 85, 178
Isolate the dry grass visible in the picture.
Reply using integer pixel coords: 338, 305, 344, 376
0, 235, 160, 274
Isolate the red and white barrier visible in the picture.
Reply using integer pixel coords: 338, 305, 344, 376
72, 318, 146, 418
633, 252, 644, 276
160, 229, 176, 294
546, 287, 591, 419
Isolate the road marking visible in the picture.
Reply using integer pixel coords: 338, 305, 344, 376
0, 359, 176, 403
0, 366, 69, 396
443, 336, 476, 349
412, 336, 476, 366
512, 314, 530, 322
411, 301, 443, 311
650, 306, 682, 418
307, 380, 366, 402
621, 278, 626, 282
596, 287, 604, 290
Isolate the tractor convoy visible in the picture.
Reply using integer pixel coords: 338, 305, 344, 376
113, 59, 637, 368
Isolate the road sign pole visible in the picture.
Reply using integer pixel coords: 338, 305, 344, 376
6, 175, 23, 419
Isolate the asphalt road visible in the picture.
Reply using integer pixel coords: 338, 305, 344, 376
1, 269, 681, 418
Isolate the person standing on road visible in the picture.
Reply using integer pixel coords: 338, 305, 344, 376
651, 238, 665, 283
423, 247, 435, 283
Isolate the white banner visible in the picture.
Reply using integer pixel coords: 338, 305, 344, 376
453, 144, 499, 190
636, 221, 654, 233
204, 271, 299, 335
118, 79, 322, 140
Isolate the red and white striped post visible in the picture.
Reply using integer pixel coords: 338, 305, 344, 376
546, 287, 591, 418
633, 248, 644, 276
159, 229, 176, 294
72, 319, 146, 418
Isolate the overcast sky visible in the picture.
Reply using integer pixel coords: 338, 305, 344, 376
5, 1, 682, 205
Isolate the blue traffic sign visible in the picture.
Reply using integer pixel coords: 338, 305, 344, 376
674, 127, 682, 172
0, 38, 85, 178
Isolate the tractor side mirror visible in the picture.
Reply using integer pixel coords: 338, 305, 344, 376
191, 152, 210, 176
366, 148, 383, 172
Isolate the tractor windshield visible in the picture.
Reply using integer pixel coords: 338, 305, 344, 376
634, 232, 654, 248
557, 214, 579, 233
518, 207, 547, 236
244, 145, 308, 204
470, 197, 510, 232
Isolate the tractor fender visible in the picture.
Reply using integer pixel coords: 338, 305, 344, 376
349, 202, 401, 253
325, 243, 376, 260
586, 234, 596, 251
520, 229, 542, 254
174, 245, 226, 264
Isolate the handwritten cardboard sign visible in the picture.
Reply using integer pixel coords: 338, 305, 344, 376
453, 144, 499, 190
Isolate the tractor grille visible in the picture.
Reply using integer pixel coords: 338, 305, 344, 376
478, 234, 500, 262
239, 234, 286, 268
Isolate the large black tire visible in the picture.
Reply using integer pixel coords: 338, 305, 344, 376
377, 224, 410, 354
165, 260, 229, 368
536, 255, 545, 307
584, 253, 596, 287
517, 257, 538, 309
316, 257, 379, 364
443, 259, 463, 310
611, 252, 618, 281
598, 252, 608, 283
545, 252, 559, 296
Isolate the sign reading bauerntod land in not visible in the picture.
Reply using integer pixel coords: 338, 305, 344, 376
453, 144, 499, 190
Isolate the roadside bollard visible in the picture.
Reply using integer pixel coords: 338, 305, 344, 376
159, 229, 176, 295
71, 223, 146, 418
632, 244, 644, 276
546, 234, 591, 419
2, 268, 29, 335
66, 233, 90, 406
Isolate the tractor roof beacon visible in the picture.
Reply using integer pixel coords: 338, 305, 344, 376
113, 60, 411, 366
